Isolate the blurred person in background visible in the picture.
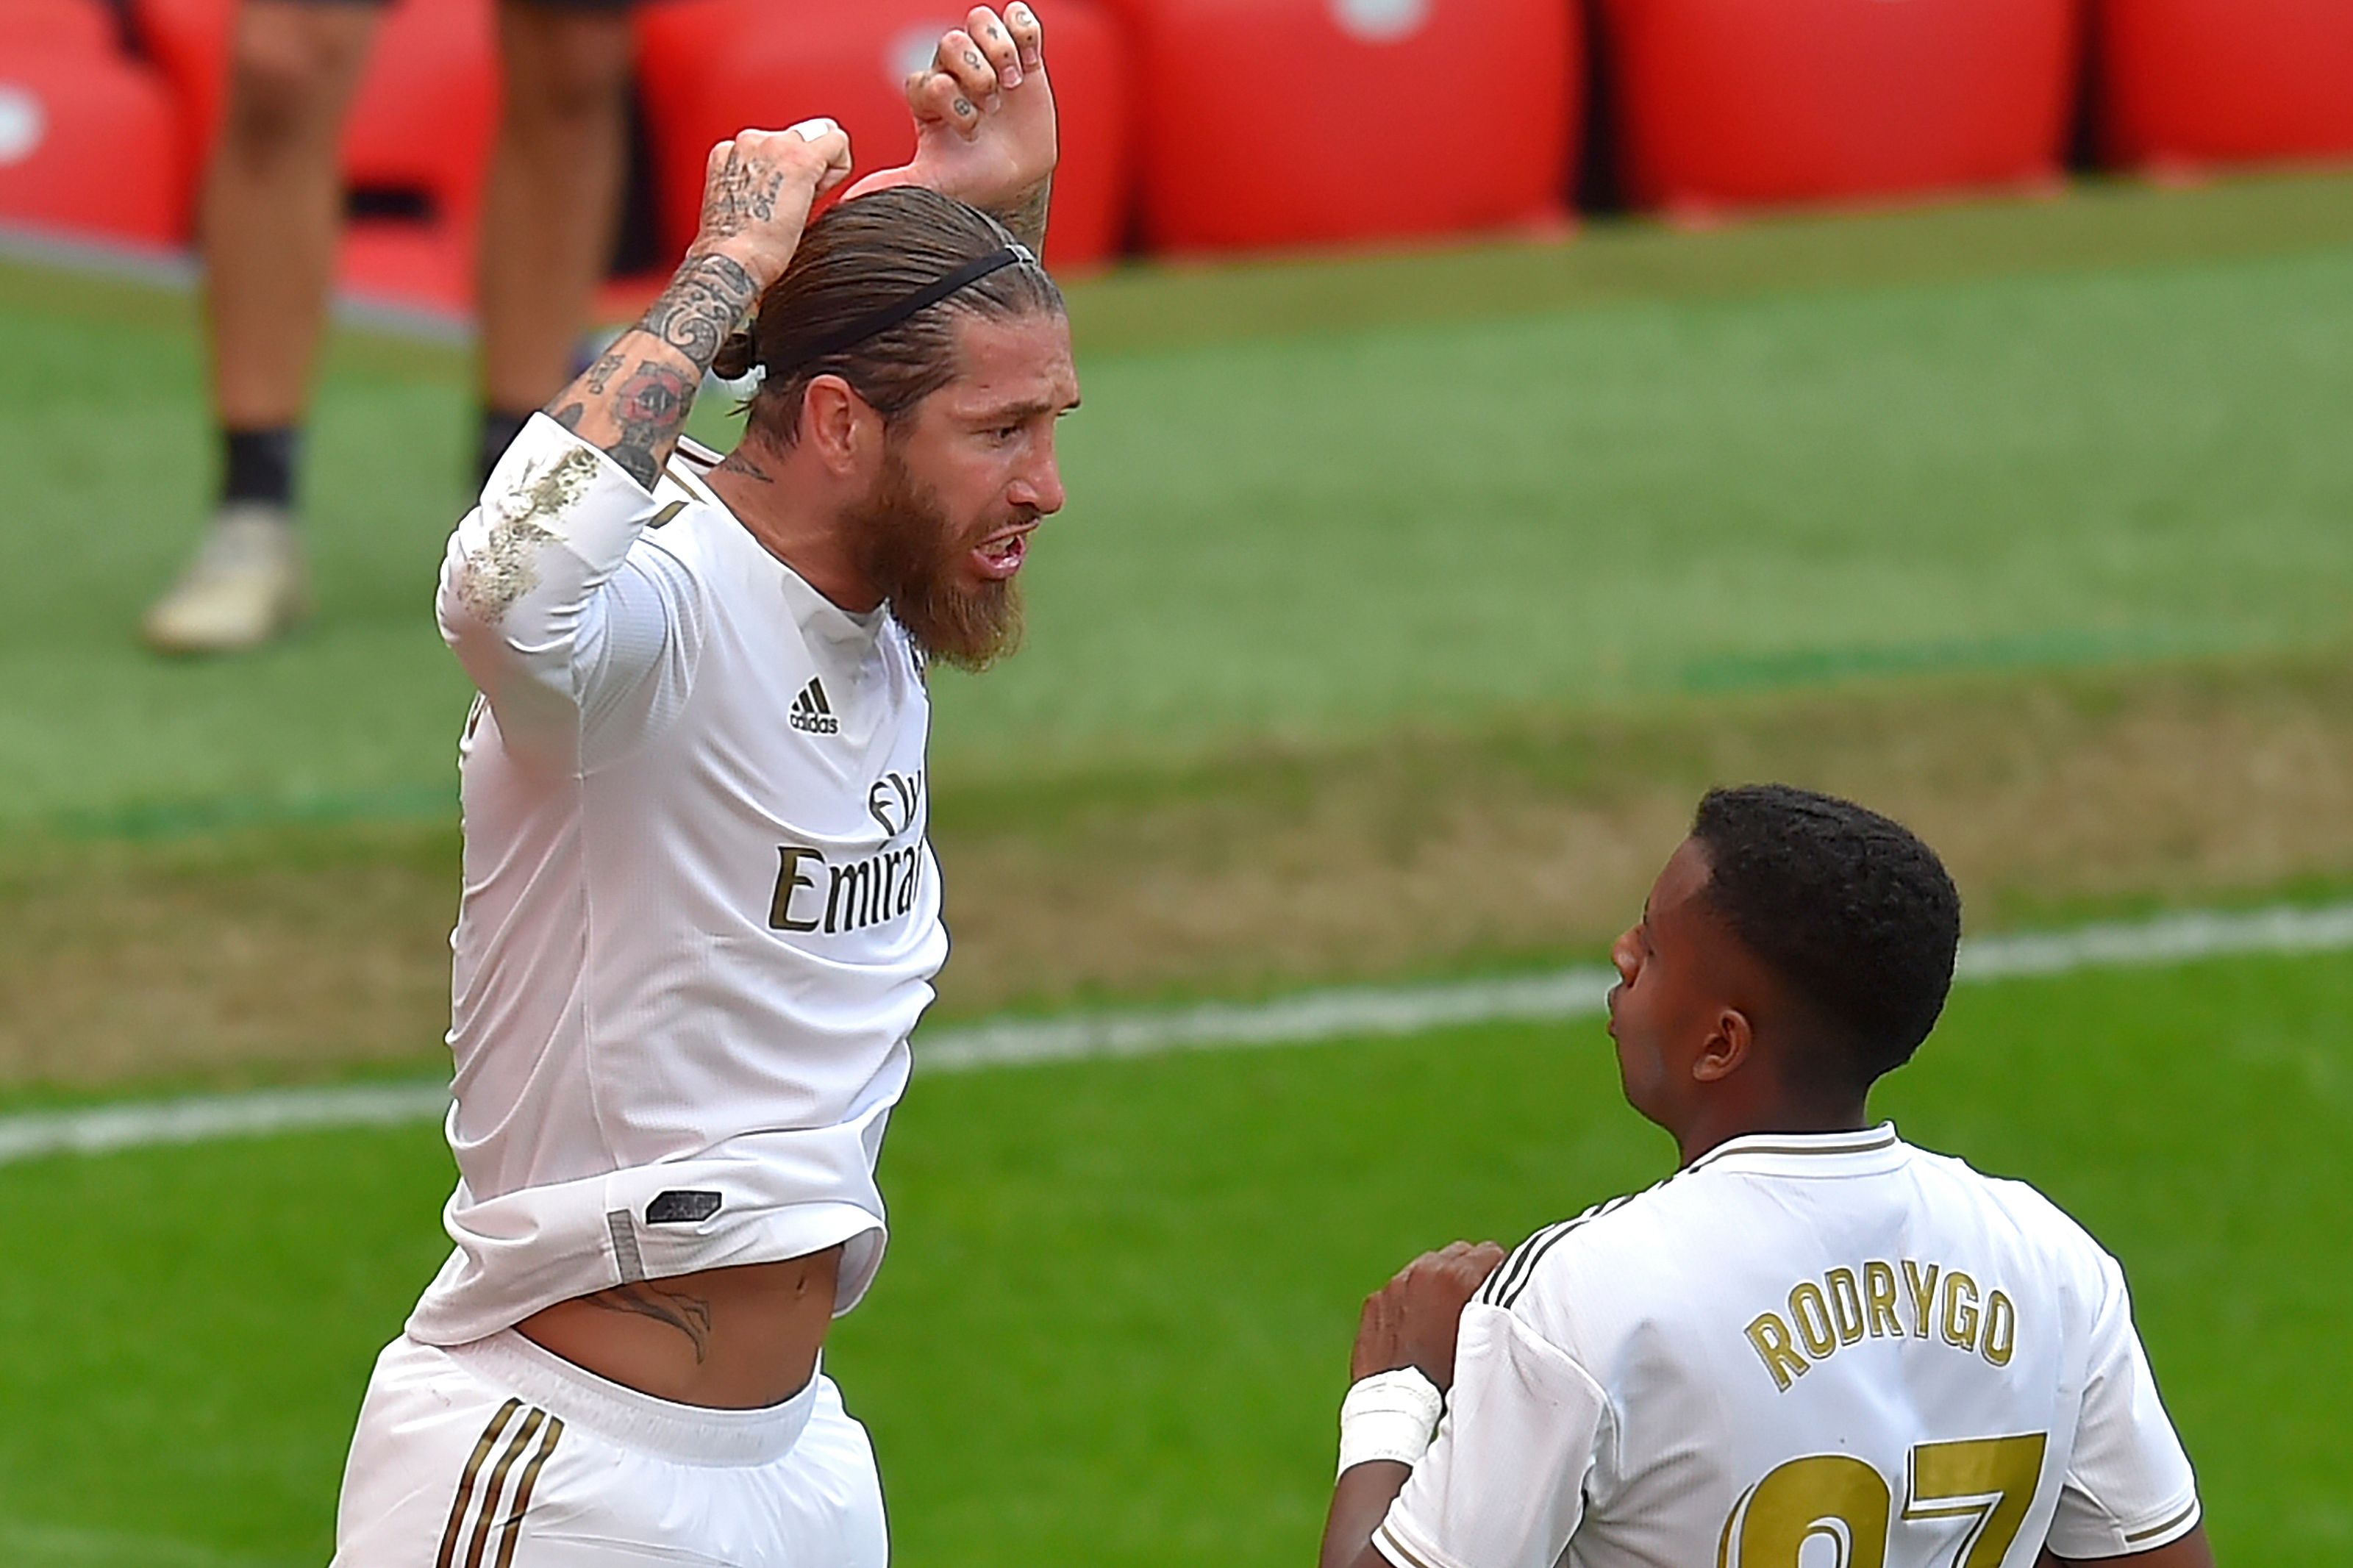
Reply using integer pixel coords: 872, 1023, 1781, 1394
145, 0, 654, 654
1320, 786, 2214, 1568
329, 7, 1068, 1561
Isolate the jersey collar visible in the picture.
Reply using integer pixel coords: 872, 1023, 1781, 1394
668, 448, 890, 652
1683, 1123, 1910, 1178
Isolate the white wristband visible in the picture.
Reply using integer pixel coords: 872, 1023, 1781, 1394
1337, 1367, 1445, 1478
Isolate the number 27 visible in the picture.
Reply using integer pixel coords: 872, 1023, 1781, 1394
1719, 1433, 2049, 1568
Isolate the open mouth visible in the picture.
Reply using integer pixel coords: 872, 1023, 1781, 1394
970, 524, 1035, 581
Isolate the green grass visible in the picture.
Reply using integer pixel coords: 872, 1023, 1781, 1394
6, 173, 2352, 828
0, 945, 2343, 1564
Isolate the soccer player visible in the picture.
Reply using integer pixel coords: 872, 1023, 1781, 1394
327, 9, 1071, 1562
143, 0, 655, 654
1320, 786, 2215, 1568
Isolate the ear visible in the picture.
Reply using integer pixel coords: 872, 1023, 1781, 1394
799, 374, 879, 476
1690, 1007, 1754, 1084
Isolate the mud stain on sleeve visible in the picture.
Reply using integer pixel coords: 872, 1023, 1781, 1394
451, 446, 606, 626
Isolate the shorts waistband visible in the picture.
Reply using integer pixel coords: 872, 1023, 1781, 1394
446, 1329, 819, 1467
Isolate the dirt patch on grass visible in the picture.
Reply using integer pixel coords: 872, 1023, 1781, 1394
939, 655, 2353, 1010
5, 655, 2351, 1091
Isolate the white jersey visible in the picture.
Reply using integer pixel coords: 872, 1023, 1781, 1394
411, 415, 947, 1346
1377, 1125, 2200, 1568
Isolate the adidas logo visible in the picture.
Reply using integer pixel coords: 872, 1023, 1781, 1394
788, 677, 840, 735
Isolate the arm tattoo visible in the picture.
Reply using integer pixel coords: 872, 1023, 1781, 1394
580, 350, 626, 395
581, 1283, 714, 1362
541, 251, 760, 487
990, 175, 1052, 254
605, 362, 694, 489
641, 251, 763, 372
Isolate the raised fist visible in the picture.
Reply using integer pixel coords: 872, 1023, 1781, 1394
848, 4, 1056, 223
693, 118, 856, 288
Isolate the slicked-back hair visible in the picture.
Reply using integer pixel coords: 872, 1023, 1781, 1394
1690, 784, 1962, 1092
713, 186, 1065, 444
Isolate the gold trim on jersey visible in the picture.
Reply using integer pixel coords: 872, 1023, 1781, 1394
1373, 1520, 1446, 1568
1686, 1126, 1902, 1174
2124, 1498, 2201, 1544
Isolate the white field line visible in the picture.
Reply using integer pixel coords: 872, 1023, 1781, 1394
2, 901, 2349, 1167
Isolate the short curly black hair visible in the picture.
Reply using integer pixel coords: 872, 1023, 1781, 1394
1690, 784, 1962, 1091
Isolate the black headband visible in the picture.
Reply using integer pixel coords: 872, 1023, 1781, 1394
780, 243, 1039, 370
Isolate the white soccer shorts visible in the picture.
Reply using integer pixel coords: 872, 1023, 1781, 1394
330, 1330, 887, 1567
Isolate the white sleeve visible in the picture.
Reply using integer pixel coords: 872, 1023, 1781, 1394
2043, 1253, 2201, 1558
435, 415, 696, 769
1374, 1304, 1608, 1568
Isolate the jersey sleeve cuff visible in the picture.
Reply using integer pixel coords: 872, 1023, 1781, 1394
1373, 1517, 1471, 1568
2046, 1491, 2201, 1559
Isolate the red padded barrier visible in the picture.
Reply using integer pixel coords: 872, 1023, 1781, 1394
0, 0, 119, 56
0, 49, 186, 243
1599, 0, 2077, 215
635, 0, 1132, 271
2096, 0, 2353, 172
342, 0, 498, 228
1110, 0, 1575, 254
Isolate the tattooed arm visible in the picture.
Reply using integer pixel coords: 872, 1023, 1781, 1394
547, 121, 854, 488
846, 4, 1057, 255
988, 173, 1053, 257
439, 120, 851, 763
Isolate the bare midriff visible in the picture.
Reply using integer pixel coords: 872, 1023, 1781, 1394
515, 1245, 844, 1411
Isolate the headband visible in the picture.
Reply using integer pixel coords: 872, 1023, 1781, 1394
779, 243, 1040, 370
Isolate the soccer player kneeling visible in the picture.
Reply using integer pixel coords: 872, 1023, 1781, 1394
1321, 785, 2213, 1568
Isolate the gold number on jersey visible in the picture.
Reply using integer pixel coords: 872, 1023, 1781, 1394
1718, 1433, 2048, 1568
1903, 1434, 2049, 1568
1719, 1455, 1889, 1567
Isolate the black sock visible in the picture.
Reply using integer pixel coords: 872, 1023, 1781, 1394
478, 407, 535, 487
221, 426, 299, 510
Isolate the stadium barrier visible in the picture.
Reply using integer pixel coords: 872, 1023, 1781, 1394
1596, 0, 2079, 218
1113, 0, 1577, 253
7, 0, 2353, 309
635, 0, 1133, 272
0, 0, 120, 56
0, 21, 185, 244
2093, 0, 2353, 174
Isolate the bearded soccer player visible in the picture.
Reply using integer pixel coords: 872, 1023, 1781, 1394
1321, 786, 2215, 1568
327, 9, 1074, 1562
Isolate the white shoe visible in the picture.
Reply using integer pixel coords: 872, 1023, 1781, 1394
143, 505, 313, 655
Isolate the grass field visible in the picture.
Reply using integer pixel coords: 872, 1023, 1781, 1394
7, 172, 2353, 1086
0, 943, 2346, 1565
7, 174, 2353, 825
2, 170, 2351, 1565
